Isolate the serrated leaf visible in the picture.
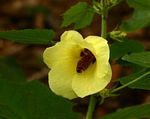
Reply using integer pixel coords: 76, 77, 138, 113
101, 103, 150, 119
0, 29, 55, 45
0, 79, 81, 119
110, 40, 144, 60
61, 2, 95, 29
119, 68, 150, 90
120, 0, 150, 32
122, 52, 150, 67
0, 57, 26, 81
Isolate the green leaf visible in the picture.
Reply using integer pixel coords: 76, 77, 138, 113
0, 57, 26, 81
128, 0, 150, 10
61, 2, 95, 29
0, 29, 55, 45
110, 40, 144, 60
0, 79, 81, 119
101, 103, 150, 119
119, 68, 150, 90
0, 104, 23, 119
120, 10, 150, 32
122, 52, 150, 67
120, 0, 150, 32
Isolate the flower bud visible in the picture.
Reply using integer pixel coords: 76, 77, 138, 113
109, 31, 127, 42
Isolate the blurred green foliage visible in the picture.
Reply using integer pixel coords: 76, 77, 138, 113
120, 68, 150, 90
110, 40, 144, 60
101, 103, 150, 119
0, 57, 81, 119
122, 52, 150, 67
0, 29, 55, 45
120, 0, 150, 32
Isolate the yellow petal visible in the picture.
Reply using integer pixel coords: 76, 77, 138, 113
61, 30, 84, 43
72, 36, 112, 98
44, 30, 85, 99
83, 36, 110, 79
43, 30, 83, 68
43, 43, 63, 68
85, 36, 109, 64
72, 64, 112, 98
48, 59, 78, 99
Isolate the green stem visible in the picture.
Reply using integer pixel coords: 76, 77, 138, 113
101, 0, 108, 39
85, 1, 109, 119
111, 71, 150, 93
101, 14, 107, 38
86, 95, 97, 119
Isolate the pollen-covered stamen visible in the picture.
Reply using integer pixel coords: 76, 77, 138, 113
76, 48, 96, 73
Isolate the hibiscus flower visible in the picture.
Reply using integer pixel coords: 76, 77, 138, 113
43, 30, 112, 99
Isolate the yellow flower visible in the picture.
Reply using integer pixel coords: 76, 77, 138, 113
43, 30, 112, 99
